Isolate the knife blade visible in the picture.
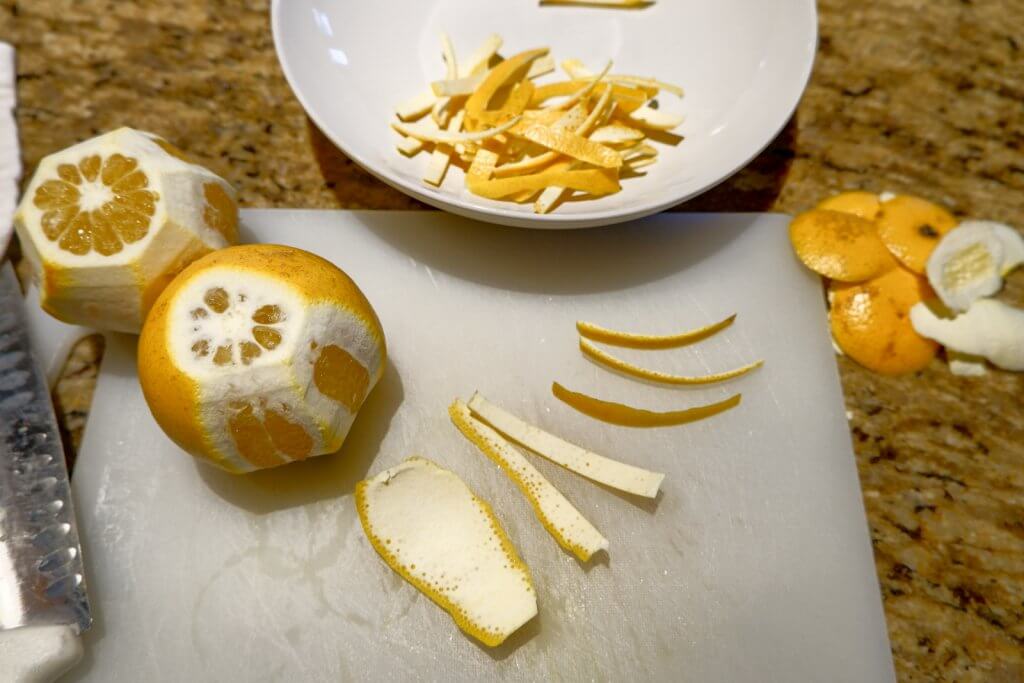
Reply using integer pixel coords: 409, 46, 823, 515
0, 262, 90, 682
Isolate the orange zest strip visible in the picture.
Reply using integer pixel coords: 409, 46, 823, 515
575, 314, 735, 349
552, 382, 741, 427
579, 338, 763, 385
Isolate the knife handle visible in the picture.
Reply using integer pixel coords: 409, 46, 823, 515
0, 625, 83, 683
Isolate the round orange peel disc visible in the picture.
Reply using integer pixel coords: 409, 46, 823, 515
875, 195, 957, 273
816, 191, 882, 220
828, 266, 939, 375
788, 209, 894, 282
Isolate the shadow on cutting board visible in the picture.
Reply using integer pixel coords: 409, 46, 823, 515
355, 211, 755, 296
197, 359, 404, 514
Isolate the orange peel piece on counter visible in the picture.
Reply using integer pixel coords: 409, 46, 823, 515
467, 392, 664, 498
788, 209, 895, 282
356, 456, 537, 648
552, 382, 741, 428
828, 266, 939, 375
579, 338, 763, 385
816, 191, 882, 220
875, 195, 957, 273
576, 314, 735, 349
450, 400, 609, 562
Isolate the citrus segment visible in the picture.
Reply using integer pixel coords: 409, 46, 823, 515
828, 266, 938, 375
14, 127, 239, 332
876, 195, 957, 273
576, 314, 735, 349
356, 457, 537, 647
552, 382, 741, 427
467, 392, 664, 498
579, 338, 763, 385
138, 244, 386, 472
788, 209, 894, 282
314, 344, 371, 412
817, 191, 881, 220
450, 400, 609, 562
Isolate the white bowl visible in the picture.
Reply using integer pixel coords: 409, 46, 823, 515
272, 0, 817, 228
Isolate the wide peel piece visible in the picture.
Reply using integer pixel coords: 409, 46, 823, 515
355, 456, 537, 647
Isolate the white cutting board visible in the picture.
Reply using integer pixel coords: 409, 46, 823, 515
66, 211, 895, 682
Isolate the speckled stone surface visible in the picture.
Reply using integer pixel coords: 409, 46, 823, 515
1, 1, 1022, 680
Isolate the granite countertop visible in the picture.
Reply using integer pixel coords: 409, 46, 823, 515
2, 1, 1022, 680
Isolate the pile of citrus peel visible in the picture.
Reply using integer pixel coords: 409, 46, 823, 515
357, 314, 763, 646
392, 34, 683, 214
789, 191, 1024, 375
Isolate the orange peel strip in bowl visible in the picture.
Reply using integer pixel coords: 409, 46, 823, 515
450, 400, 609, 561
788, 209, 895, 282
464, 48, 549, 124
875, 195, 958, 274
576, 314, 735, 349
552, 382, 741, 427
579, 338, 763, 385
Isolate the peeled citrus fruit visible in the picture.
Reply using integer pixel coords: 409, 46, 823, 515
138, 244, 386, 473
829, 266, 938, 375
875, 195, 957, 273
14, 127, 239, 333
788, 209, 894, 282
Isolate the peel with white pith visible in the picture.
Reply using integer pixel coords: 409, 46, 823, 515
468, 392, 664, 498
356, 457, 537, 648
450, 401, 608, 562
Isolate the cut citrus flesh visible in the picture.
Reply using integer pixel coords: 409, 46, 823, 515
450, 400, 609, 561
14, 127, 238, 332
467, 392, 664, 498
576, 314, 735, 349
579, 338, 763, 385
138, 244, 386, 472
875, 195, 957, 273
829, 266, 938, 375
32, 152, 158, 256
356, 457, 537, 647
788, 209, 895, 282
816, 191, 882, 220
552, 382, 741, 427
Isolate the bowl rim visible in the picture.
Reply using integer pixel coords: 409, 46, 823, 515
271, 0, 818, 229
